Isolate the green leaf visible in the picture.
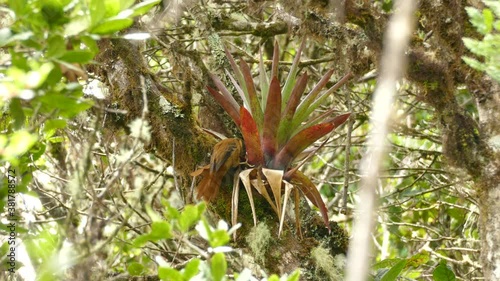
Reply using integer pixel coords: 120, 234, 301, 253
259, 47, 270, 110
59, 50, 95, 63
30, 143, 46, 162
432, 263, 456, 281
9, 98, 26, 129
164, 203, 180, 219
466, 7, 488, 35
268, 275, 280, 281
277, 72, 308, 145
91, 18, 133, 34
287, 270, 301, 281
483, 9, 494, 33
462, 56, 485, 71
129, 0, 161, 17
6, 130, 38, 158
292, 72, 350, 134
46, 35, 67, 59
158, 267, 183, 281
89, 0, 106, 27
211, 253, 227, 281
39, 94, 93, 118
43, 119, 67, 139
127, 262, 145, 276
281, 40, 305, 107
381, 259, 407, 281
484, 0, 500, 17
178, 205, 202, 232
183, 258, 200, 280
373, 259, 403, 271
149, 221, 172, 240
209, 229, 230, 248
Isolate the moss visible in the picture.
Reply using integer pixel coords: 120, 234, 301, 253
246, 222, 272, 265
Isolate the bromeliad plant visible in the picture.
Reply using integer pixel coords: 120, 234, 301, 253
197, 40, 351, 236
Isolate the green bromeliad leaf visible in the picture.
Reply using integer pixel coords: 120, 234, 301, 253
281, 40, 305, 108
277, 72, 308, 145
273, 113, 350, 170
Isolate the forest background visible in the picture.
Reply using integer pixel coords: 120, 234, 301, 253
1, 0, 500, 280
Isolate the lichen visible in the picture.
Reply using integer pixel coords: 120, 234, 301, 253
246, 222, 272, 265
311, 244, 346, 281
159, 95, 184, 118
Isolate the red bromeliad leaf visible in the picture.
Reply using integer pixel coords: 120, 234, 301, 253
277, 72, 308, 145
297, 110, 351, 136
271, 40, 280, 82
206, 86, 241, 126
262, 77, 282, 165
324, 112, 351, 129
288, 170, 330, 230
274, 113, 350, 169
239, 60, 263, 129
240, 107, 264, 165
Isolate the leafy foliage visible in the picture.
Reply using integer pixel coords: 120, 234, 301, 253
0, 0, 485, 280
462, 0, 500, 82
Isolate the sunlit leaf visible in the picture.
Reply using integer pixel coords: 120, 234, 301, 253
129, 0, 161, 17
211, 253, 227, 281
91, 18, 133, 34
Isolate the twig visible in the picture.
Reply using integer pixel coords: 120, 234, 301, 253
344, 1, 418, 281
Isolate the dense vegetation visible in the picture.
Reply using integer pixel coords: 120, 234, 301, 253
1, 0, 499, 280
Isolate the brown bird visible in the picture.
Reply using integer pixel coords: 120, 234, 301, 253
192, 138, 242, 201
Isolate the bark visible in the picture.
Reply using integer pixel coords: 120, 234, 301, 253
91, 38, 215, 196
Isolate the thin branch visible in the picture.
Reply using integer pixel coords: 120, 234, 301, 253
345, 1, 418, 281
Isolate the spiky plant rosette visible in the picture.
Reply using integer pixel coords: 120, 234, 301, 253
203, 40, 351, 236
